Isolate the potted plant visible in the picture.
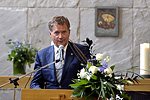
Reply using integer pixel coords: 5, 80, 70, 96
6, 39, 40, 75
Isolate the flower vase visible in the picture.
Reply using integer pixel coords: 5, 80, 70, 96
13, 62, 26, 75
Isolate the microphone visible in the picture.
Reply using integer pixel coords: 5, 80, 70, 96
58, 45, 64, 64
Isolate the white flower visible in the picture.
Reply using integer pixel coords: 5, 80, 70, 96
77, 73, 80, 78
116, 85, 122, 90
104, 56, 111, 63
103, 82, 107, 84
96, 53, 103, 60
86, 75, 91, 81
89, 66, 99, 74
109, 74, 112, 78
105, 73, 112, 78
104, 67, 112, 74
79, 68, 88, 79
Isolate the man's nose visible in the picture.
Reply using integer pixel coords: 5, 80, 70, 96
58, 33, 63, 38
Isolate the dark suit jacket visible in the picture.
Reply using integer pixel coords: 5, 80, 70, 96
30, 42, 90, 89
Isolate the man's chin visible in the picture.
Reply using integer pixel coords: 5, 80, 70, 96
57, 42, 67, 47
58, 44, 65, 47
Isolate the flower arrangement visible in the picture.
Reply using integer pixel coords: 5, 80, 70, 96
70, 38, 143, 100
6, 39, 40, 74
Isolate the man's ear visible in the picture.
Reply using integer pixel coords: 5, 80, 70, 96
69, 29, 70, 36
49, 30, 51, 36
49, 30, 53, 39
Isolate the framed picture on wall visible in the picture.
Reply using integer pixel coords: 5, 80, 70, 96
95, 6, 119, 37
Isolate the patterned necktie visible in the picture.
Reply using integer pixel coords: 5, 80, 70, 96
55, 50, 64, 83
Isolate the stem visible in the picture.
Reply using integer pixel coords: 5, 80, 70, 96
98, 78, 102, 100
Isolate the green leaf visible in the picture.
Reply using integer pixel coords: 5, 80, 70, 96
126, 70, 144, 79
91, 85, 96, 91
100, 80, 105, 99
110, 65, 115, 71
101, 88, 105, 99
86, 91, 96, 100
87, 61, 93, 69
106, 82, 115, 99
71, 86, 85, 98
91, 74, 97, 80
85, 85, 91, 88
72, 79, 80, 83
70, 80, 90, 87
99, 79, 105, 99
106, 82, 115, 88
96, 62, 101, 67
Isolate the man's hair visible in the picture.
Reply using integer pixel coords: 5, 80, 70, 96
48, 16, 70, 32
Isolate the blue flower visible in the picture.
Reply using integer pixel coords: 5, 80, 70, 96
16, 40, 20, 43
102, 62, 108, 68
87, 59, 91, 61
14, 46, 17, 48
18, 45, 21, 48
10, 49, 14, 51
8, 39, 12, 41
87, 58, 96, 61
98, 67, 105, 72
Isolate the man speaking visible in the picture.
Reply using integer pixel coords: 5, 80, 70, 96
30, 16, 90, 89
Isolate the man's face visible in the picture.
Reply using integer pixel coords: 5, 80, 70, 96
49, 23, 70, 47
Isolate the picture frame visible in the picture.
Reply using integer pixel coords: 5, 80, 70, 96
95, 6, 119, 37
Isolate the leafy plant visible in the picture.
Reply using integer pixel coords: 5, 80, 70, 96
6, 39, 40, 67
70, 38, 143, 100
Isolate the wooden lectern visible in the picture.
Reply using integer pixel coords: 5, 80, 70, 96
124, 79, 150, 91
21, 89, 84, 100
124, 79, 150, 100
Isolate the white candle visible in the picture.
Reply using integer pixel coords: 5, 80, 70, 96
140, 43, 149, 75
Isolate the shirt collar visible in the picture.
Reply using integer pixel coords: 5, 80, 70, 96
54, 43, 68, 55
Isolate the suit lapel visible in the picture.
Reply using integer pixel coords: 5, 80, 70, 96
46, 46, 57, 80
46, 46, 54, 66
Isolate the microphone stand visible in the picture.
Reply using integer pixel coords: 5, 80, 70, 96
0, 61, 56, 100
